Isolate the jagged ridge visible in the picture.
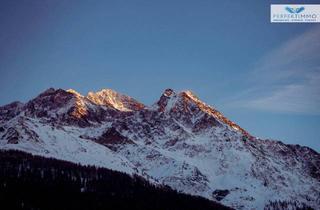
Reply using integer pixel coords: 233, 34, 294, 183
0, 87, 319, 210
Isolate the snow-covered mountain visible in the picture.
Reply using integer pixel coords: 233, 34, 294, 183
0, 87, 319, 209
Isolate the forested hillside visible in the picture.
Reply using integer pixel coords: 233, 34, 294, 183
0, 150, 232, 210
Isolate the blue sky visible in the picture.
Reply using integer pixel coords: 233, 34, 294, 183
0, 0, 319, 151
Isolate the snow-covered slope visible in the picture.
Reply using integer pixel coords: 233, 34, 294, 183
0, 88, 319, 210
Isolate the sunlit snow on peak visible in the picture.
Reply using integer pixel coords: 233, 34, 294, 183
66, 89, 83, 97
86, 89, 145, 112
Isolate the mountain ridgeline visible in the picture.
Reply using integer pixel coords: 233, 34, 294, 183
0, 87, 319, 210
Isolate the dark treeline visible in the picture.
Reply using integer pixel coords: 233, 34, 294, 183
264, 200, 313, 210
0, 150, 232, 210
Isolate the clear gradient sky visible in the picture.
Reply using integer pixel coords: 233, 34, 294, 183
0, 0, 319, 151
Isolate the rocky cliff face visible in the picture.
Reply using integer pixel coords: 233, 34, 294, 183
0, 87, 319, 209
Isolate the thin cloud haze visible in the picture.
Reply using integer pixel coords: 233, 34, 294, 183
229, 26, 320, 115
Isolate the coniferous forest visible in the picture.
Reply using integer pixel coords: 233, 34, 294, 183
0, 150, 232, 210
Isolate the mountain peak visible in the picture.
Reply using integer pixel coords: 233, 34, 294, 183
36, 88, 72, 99
86, 88, 145, 112
157, 88, 203, 111
156, 88, 178, 112
95, 88, 117, 95
66, 89, 83, 97
42, 87, 56, 94
155, 88, 251, 136
180, 90, 200, 101
162, 88, 176, 97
